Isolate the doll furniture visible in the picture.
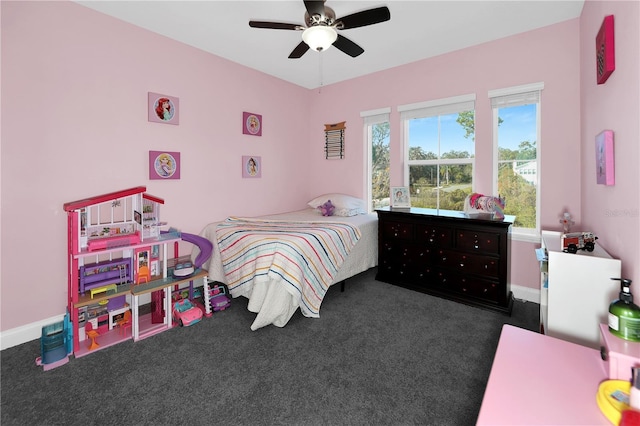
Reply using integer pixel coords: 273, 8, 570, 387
79, 257, 133, 293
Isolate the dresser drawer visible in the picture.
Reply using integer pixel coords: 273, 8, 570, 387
382, 221, 414, 240
416, 224, 453, 248
379, 242, 417, 281
436, 249, 500, 278
430, 269, 500, 303
457, 276, 500, 303
456, 229, 500, 254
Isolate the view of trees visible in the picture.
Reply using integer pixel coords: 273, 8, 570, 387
371, 110, 537, 228
497, 140, 537, 228
371, 122, 390, 209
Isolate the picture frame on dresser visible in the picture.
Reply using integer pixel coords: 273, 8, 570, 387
390, 186, 410, 209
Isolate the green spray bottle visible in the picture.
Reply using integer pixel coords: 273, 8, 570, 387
608, 278, 640, 342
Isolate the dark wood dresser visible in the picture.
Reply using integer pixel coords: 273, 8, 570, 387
375, 207, 514, 315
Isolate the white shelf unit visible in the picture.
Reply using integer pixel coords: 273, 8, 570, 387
540, 230, 621, 349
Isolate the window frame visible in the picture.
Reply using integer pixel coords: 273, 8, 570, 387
361, 107, 391, 213
398, 94, 476, 210
489, 82, 544, 242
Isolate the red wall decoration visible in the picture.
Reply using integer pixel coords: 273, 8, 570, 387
596, 15, 615, 85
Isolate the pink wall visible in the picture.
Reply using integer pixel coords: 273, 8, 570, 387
2, 1, 639, 337
579, 1, 640, 289
305, 19, 582, 292
1, 1, 311, 331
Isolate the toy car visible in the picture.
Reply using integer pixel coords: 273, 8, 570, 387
209, 282, 231, 312
562, 231, 598, 253
172, 261, 194, 277
172, 299, 202, 327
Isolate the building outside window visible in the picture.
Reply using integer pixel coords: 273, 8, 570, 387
489, 83, 543, 237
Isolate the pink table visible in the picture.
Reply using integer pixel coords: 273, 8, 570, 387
477, 324, 610, 425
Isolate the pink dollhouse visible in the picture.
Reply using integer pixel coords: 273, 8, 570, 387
64, 186, 211, 357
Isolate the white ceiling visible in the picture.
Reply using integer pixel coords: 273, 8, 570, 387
76, 0, 585, 89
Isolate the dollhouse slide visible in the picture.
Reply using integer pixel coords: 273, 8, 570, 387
171, 231, 213, 269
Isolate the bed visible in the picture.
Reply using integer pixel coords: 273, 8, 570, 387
198, 200, 378, 331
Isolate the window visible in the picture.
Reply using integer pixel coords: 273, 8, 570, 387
489, 83, 543, 238
361, 108, 390, 212
398, 94, 476, 210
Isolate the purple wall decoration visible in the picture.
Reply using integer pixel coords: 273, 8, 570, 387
242, 112, 262, 136
149, 151, 181, 180
595, 130, 614, 185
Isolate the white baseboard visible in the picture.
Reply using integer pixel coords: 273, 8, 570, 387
1, 313, 66, 351
511, 283, 540, 304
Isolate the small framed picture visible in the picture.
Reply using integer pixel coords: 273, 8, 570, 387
148, 92, 179, 125
242, 156, 261, 178
391, 187, 411, 208
243, 112, 262, 136
595, 130, 615, 186
149, 151, 180, 180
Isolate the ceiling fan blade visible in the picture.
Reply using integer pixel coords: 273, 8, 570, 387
303, 0, 325, 19
288, 41, 310, 59
249, 21, 302, 31
337, 6, 390, 30
333, 34, 364, 58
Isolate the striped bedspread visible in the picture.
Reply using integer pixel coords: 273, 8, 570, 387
216, 217, 361, 318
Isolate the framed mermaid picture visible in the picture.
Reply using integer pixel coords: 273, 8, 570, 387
148, 92, 179, 125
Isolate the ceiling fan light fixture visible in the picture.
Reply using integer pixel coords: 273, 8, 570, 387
302, 25, 337, 52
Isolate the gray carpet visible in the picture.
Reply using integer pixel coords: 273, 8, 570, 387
1, 267, 539, 425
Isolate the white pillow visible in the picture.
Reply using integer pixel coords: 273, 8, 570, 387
333, 207, 366, 217
307, 193, 365, 211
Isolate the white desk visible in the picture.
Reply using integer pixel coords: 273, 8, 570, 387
477, 324, 609, 425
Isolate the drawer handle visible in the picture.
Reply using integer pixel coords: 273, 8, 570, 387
600, 346, 608, 361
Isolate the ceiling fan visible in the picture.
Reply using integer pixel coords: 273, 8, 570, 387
249, 1, 390, 59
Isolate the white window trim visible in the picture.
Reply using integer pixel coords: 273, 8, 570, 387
362, 107, 391, 212
489, 82, 543, 239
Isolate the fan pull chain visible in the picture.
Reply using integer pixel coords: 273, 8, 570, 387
318, 53, 323, 94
